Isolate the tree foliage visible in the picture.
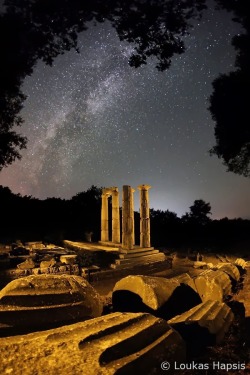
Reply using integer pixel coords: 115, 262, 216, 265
209, 70, 250, 176
0, 0, 207, 169
1, 0, 249, 176
209, 0, 250, 176
182, 199, 211, 225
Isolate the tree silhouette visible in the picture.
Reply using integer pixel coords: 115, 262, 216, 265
183, 199, 211, 225
209, 0, 250, 176
209, 70, 250, 176
0, 0, 207, 169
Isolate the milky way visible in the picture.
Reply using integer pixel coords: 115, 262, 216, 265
0, 3, 250, 219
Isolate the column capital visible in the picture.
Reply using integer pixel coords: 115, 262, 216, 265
102, 188, 112, 196
137, 184, 151, 191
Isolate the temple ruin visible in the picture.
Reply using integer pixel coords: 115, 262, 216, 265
100, 184, 165, 268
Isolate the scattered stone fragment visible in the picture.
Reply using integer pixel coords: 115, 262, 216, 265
40, 258, 57, 268
194, 270, 232, 302
0, 312, 186, 375
60, 255, 77, 264
0, 274, 103, 335
17, 257, 36, 270
112, 275, 201, 320
206, 263, 215, 269
193, 261, 208, 269
168, 300, 234, 347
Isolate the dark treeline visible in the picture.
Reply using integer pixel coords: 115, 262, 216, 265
0, 185, 249, 253
0, 185, 102, 243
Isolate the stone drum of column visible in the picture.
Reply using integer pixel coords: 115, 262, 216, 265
122, 185, 134, 250
138, 184, 151, 248
101, 189, 110, 242
111, 187, 120, 244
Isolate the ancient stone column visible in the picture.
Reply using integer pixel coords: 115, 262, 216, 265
111, 187, 120, 243
101, 189, 110, 242
122, 185, 134, 250
131, 188, 135, 245
138, 185, 151, 248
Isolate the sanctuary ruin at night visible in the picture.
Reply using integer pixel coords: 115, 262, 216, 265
99, 184, 165, 268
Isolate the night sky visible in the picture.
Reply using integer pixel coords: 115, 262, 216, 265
0, 2, 250, 219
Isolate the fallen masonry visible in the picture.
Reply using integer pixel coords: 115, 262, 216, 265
216, 263, 240, 281
235, 258, 248, 273
167, 300, 234, 348
215, 263, 241, 290
112, 274, 201, 320
170, 273, 198, 293
194, 269, 232, 302
0, 274, 103, 336
0, 312, 186, 375
0, 256, 248, 374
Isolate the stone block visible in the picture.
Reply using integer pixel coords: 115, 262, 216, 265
194, 270, 232, 302
168, 300, 234, 347
17, 257, 36, 270
40, 258, 57, 268
193, 261, 207, 269
113, 275, 201, 320
216, 263, 241, 282
0, 312, 185, 375
0, 274, 103, 336
60, 255, 77, 264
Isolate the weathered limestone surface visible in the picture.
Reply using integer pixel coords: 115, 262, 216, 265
40, 258, 57, 268
122, 185, 135, 250
0, 274, 103, 335
101, 187, 120, 244
168, 300, 234, 346
0, 312, 186, 375
233, 263, 250, 319
216, 262, 241, 282
193, 261, 214, 270
101, 188, 110, 242
112, 275, 201, 319
235, 258, 247, 271
111, 187, 120, 244
138, 184, 151, 248
17, 257, 36, 269
60, 255, 77, 265
194, 270, 232, 302
171, 273, 198, 293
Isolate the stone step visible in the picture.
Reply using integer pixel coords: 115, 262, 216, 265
119, 250, 159, 259
168, 300, 234, 346
112, 274, 201, 320
114, 253, 165, 266
194, 269, 232, 302
0, 312, 186, 375
120, 247, 155, 254
0, 274, 103, 336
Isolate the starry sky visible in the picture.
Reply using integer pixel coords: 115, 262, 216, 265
0, 2, 250, 219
